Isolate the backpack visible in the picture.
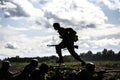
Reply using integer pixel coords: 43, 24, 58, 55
67, 28, 78, 42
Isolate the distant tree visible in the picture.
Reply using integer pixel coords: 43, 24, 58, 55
49, 56, 58, 62
15, 56, 20, 58
102, 49, 107, 54
107, 50, 115, 60
87, 50, 93, 55
93, 52, 102, 61
84, 50, 93, 60
64, 55, 75, 62
102, 49, 108, 60
3, 49, 120, 62
117, 51, 120, 60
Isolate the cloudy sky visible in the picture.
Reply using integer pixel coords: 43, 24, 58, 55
0, 0, 120, 59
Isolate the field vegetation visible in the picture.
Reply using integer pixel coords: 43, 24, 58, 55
0, 49, 120, 80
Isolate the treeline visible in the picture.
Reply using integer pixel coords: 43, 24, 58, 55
3, 49, 120, 62
80, 49, 120, 61
4, 56, 58, 63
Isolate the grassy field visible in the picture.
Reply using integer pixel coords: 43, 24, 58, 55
9, 61, 120, 71
1, 61, 120, 80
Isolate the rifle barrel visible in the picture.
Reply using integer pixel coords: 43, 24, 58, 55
106, 70, 120, 73
96, 70, 120, 74
47, 45, 78, 49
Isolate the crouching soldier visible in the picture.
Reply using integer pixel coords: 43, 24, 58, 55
75, 62, 104, 80
0, 60, 13, 80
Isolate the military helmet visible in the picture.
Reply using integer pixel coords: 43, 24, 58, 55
2, 60, 11, 68
30, 59, 38, 67
85, 62, 95, 70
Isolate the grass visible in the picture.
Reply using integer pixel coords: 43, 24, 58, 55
8, 61, 120, 72
1, 61, 120, 80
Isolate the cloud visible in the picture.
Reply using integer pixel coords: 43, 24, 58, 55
97, 0, 120, 10
2, 0, 108, 28
0, 31, 56, 59
0, 0, 120, 59
0, 23, 57, 58
92, 38, 120, 47
4, 1, 29, 17
5, 43, 16, 49
77, 23, 120, 51
4, 0, 43, 17
90, 0, 120, 25
0, 26, 18, 41
42, 0, 107, 27
78, 24, 120, 40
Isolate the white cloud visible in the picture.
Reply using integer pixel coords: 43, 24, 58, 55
0, 32, 56, 59
92, 38, 120, 47
0, 24, 57, 59
42, 0, 107, 26
5, 43, 17, 49
0, 0, 120, 59
0, 26, 18, 40
78, 24, 120, 40
96, 0, 120, 10
4, 0, 44, 17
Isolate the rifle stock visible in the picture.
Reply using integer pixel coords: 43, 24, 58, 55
47, 45, 78, 49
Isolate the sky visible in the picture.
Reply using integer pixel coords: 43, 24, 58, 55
0, 0, 120, 59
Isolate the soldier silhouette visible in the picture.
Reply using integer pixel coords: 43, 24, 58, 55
52, 23, 85, 66
75, 62, 104, 80
0, 60, 13, 80
14, 59, 38, 80
30, 63, 49, 80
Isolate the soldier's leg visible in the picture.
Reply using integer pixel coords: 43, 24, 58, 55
67, 44, 85, 66
55, 42, 65, 63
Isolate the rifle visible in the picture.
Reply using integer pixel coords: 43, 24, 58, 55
96, 69, 120, 74
47, 45, 79, 49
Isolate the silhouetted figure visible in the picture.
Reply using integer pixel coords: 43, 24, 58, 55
0, 60, 13, 80
75, 62, 104, 80
30, 63, 49, 80
52, 23, 85, 65
14, 59, 38, 80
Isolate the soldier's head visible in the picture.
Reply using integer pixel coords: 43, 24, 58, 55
85, 62, 95, 72
30, 59, 38, 68
53, 23, 60, 30
2, 60, 11, 70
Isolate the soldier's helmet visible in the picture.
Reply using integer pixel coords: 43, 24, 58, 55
30, 59, 38, 67
2, 60, 11, 69
85, 62, 95, 71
